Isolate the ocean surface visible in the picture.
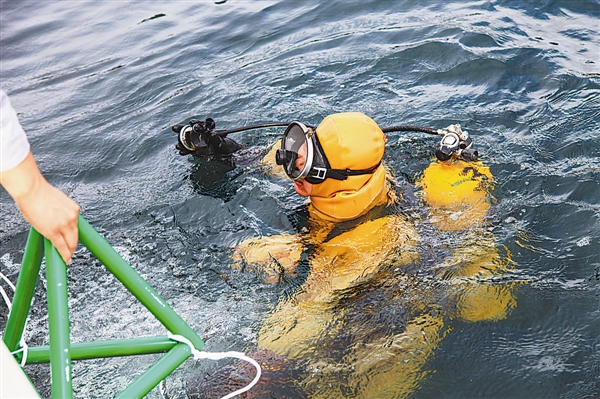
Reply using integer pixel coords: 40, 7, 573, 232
1, 1, 599, 398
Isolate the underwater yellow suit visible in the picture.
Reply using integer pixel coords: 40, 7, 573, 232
234, 113, 516, 398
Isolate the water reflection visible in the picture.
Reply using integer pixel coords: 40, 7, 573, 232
1, 0, 597, 397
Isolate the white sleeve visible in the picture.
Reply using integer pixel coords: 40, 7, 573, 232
0, 89, 31, 172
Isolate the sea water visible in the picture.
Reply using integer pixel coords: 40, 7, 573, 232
1, 1, 598, 398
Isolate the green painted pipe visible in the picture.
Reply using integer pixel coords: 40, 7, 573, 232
45, 239, 73, 399
116, 343, 191, 399
77, 216, 204, 351
26, 336, 177, 363
2, 228, 44, 353
5, 216, 207, 399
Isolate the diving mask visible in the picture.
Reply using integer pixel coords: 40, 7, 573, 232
275, 121, 381, 184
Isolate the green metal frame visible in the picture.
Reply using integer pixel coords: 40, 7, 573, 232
2, 215, 205, 399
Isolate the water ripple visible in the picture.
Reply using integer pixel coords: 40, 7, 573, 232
1, 1, 599, 398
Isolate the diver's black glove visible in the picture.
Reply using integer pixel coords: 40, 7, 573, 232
172, 118, 241, 157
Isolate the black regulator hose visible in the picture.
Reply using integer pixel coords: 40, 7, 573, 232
214, 123, 437, 136
211, 122, 293, 136
381, 125, 439, 135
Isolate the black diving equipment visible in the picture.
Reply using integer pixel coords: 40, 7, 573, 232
172, 119, 291, 157
173, 118, 240, 157
172, 118, 479, 164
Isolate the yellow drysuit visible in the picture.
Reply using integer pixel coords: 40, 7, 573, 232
233, 113, 516, 398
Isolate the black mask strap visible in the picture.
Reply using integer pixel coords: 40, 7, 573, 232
305, 162, 381, 184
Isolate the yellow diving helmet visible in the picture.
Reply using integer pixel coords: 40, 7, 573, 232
275, 112, 388, 221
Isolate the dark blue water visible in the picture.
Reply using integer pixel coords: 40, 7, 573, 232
1, 1, 599, 398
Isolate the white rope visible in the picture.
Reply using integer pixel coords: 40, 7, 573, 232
0, 271, 16, 312
11, 340, 29, 367
0, 284, 12, 312
0, 271, 16, 291
0, 272, 29, 367
167, 332, 262, 399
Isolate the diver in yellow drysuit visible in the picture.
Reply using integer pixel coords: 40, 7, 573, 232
191, 112, 516, 398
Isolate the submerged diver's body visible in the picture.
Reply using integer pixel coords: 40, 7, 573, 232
189, 113, 515, 398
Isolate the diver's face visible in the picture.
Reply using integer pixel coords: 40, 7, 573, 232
293, 142, 313, 197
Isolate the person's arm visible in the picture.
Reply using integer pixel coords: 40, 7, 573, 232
1, 152, 80, 264
232, 233, 303, 283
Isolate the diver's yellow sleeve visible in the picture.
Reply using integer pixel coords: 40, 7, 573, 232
232, 233, 303, 284
260, 142, 286, 179
231, 213, 337, 284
